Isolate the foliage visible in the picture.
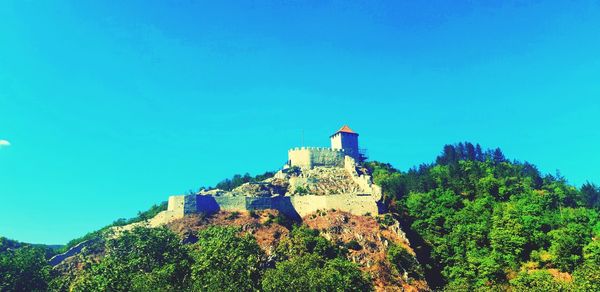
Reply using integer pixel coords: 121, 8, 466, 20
262, 254, 372, 292
0, 237, 22, 253
1, 237, 60, 259
295, 185, 309, 195
264, 212, 294, 229
387, 244, 423, 280
60, 202, 167, 253
509, 269, 568, 291
189, 226, 264, 292
368, 142, 599, 290
4, 141, 600, 291
0, 246, 51, 292
16, 224, 370, 291
226, 211, 241, 220
67, 226, 192, 291
275, 226, 342, 260
345, 240, 362, 251
377, 214, 395, 227
214, 171, 275, 191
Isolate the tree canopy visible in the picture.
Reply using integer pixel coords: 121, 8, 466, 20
367, 141, 600, 290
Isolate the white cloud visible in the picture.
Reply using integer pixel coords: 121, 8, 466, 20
0, 140, 10, 147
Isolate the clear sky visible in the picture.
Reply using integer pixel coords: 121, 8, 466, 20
1, 1, 599, 244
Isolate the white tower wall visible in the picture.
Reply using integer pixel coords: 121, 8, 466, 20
330, 132, 359, 158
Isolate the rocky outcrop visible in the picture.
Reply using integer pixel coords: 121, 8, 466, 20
303, 210, 428, 291
166, 210, 429, 292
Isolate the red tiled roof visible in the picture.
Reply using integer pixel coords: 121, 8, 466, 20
332, 125, 358, 135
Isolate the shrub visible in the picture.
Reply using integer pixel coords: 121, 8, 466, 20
377, 214, 395, 227
295, 186, 309, 195
226, 211, 241, 220
387, 244, 423, 279
275, 226, 342, 260
345, 240, 363, 251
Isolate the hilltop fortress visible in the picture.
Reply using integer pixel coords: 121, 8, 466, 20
149, 126, 382, 226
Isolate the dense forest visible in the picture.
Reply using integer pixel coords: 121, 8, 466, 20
1, 142, 599, 291
367, 142, 600, 290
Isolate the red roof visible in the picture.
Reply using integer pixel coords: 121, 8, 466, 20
332, 125, 358, 136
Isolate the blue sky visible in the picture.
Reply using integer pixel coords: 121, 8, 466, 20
1, 1, 599, 244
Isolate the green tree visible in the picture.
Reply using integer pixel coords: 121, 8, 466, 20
275, 226, 341, 260
262, 254, 371, 292
509, 270, 568, 291
547, 223, 589, 271
189, 226, 264, 292
69, 227, 191, 291
387, 244, 423, 279
0, 246, 51, 292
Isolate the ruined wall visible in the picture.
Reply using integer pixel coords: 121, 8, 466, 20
167, 193, 379, 219
344, 155, 383, 200
288, 147, 345, 168
290, 194, 378, 217
167, 195, 197, 216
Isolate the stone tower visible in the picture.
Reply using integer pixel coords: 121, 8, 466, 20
330, 125, 359, 159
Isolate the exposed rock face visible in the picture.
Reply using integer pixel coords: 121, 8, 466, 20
286, 167, 363, 196
303, 210, 428, 292
166, 210, 428, 292
231, 179, 288, 197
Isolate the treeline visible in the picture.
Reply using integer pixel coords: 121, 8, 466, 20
59, 202, 167, 254
2, 225, 372, 291
212, 171, 276, 191
368, 142, 600, 290
1, 239, 53, 291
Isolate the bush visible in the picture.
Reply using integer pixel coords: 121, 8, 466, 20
264, 212, 294, 229
345, 240, 363, 251
295, 186, 308, 195
215, 171, 276, 191
377, 214, 395, 227
226, 211, 240, 220
387, 244, 423, 279
275, 226, 342, 260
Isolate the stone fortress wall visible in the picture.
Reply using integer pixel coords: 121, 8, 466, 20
288, 147, 346, 169
162, 193, 378, 220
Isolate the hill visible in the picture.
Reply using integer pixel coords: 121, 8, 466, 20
2, 142, 599, 291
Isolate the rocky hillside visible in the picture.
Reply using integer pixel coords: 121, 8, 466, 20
52, 209, 428, 291
200, 166, 371, 197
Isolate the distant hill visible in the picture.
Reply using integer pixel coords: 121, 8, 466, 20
1, 236, 62, 256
